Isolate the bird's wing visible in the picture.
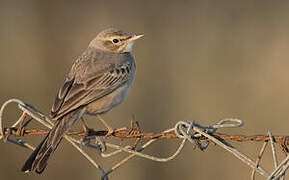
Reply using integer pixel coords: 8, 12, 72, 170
51, 52, 134, 119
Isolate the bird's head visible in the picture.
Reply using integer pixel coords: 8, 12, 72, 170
89, 28, 143, 53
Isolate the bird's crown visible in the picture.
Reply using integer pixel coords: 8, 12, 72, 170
89, 28, 143, 53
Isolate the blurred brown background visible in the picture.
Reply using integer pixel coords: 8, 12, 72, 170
1, 0, 289, 179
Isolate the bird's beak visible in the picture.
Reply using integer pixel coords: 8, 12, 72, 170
129, 33, 144, 41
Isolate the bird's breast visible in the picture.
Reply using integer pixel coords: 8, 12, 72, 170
84, 83, 132, 115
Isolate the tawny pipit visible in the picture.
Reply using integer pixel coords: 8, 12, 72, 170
21, 28, 143, 173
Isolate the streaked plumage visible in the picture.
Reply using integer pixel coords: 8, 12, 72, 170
51, 48, 136, 119
21, 28, 142, 173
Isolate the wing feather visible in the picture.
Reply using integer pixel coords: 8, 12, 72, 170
51, 78, 74, 118
51, 58, 134, 119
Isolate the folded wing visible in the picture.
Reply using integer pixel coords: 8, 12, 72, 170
51, 59, 134, 119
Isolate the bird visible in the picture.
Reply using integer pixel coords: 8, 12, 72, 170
21, 28, 143, 174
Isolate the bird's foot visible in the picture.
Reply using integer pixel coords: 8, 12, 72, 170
80, 117, 94, 145
105, 127, 115, 138
80, 128, 95, 145
127, 120, 141, 150
97, 114, 115, 138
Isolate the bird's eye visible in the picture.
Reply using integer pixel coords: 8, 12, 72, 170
112, 39, 119, 43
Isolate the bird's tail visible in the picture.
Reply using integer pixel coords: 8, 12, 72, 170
21, 110, 82, 173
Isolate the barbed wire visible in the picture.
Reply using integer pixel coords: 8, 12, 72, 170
0, 98, 288, 179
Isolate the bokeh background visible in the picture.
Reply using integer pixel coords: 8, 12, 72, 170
1, 1, 289, 179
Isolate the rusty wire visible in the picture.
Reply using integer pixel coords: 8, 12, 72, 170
0, 98, 288, 180
2, 126, 289, 146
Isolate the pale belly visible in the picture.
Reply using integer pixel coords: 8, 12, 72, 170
84, 84, 131, 115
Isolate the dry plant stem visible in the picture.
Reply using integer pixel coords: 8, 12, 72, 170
108, 130, 186, 162
281, 163, 289, 180
189, 123, 270, 177
102, 128, 179, 179
268, 130, 286, 180
24, 104, 108, 178
269, 130, 279, 170
251, 141, 268, 180
268, 155, 289, 179
0, 98, 27, 140
6, 138, 35, 150
100, 147, 122, 158
0, 99, 189, 180
12, 112, 26, 128
0, 99, 107, 178
64, 135, 108, 180
274, 155, 289, 179
1, 98, 289, 180
66, 127, 184, 180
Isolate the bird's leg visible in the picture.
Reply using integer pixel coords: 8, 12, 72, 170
80, 117, 108, 151
80, 117, 93, 144
97, 114, 114, 137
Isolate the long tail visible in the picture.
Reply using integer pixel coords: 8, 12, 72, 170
21, 110, 82, 173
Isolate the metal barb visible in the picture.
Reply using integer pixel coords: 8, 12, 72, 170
1, 98, 289, 179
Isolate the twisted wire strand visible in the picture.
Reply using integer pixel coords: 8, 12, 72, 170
1, 98, 288, 179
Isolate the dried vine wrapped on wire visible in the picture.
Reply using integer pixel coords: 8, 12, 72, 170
0, 99, 288, 180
